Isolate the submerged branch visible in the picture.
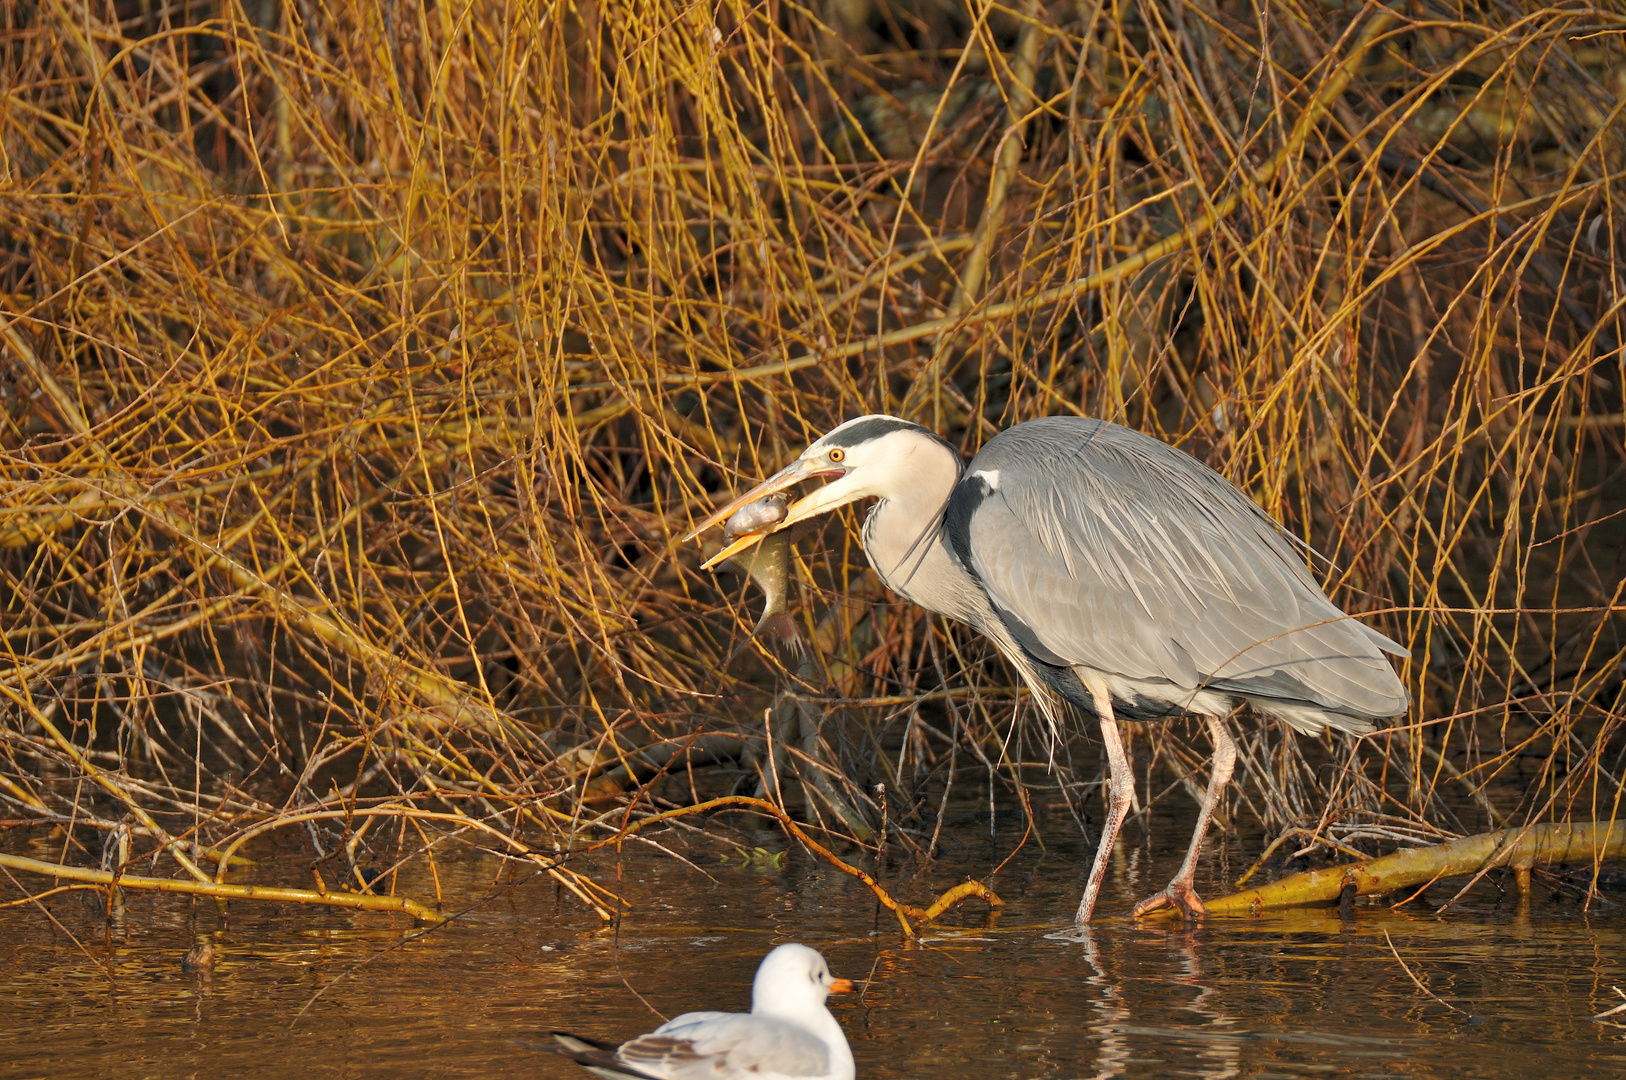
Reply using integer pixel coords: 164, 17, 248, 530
0, 852, 442, 923
1200, 821, 1626, 917
596, 795, 1003, 937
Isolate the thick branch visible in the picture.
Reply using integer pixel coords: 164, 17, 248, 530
1198, 821, 1626, 917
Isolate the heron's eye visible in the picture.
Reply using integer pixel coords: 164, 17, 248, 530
828, 448, 845, 463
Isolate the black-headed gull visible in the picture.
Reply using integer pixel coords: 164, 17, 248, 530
553, 942, 856, 1080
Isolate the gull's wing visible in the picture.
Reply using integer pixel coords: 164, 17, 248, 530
613, 1012, 831, 1080
553, 1032, 660, 1080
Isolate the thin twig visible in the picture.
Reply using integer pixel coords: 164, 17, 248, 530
1382, 930, 1464, 1015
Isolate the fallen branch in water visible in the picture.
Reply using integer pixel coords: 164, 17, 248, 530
1592, 987, 1626, 1024
1197, 820, 1626, 916
0, 852, 442, 922
588, 795, 1003, 937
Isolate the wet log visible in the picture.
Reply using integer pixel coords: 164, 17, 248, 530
1205, 821, 1626, 916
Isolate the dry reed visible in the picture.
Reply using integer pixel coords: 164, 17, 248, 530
1, 0, 1623, 922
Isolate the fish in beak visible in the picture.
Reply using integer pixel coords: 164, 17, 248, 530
686, 454, 851, 569
708, 493, 804, 652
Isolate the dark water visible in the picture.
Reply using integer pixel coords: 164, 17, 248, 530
3, 816, 1624, 1079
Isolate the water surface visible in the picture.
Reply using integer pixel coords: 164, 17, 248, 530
3, 819, 1623, 1078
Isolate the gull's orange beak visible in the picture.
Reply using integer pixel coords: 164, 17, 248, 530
828, 977, 856, 993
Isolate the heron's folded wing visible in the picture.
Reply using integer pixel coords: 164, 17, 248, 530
616, 1013, 830, 1079
951, 418, 1407, 719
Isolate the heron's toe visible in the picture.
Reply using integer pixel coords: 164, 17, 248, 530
1132, 883, 1207, 921
1130, 892, 1169, 917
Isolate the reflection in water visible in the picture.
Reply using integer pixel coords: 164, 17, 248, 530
1078, 928, 1135, 1080
1163, 930, 1240, 1080
1043, 925, 1242, 1080
1, 829, 1624, 1079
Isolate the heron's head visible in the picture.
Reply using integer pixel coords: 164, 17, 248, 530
686, 415, 954, 566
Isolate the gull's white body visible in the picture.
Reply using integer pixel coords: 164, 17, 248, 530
554, 943, 855, 1080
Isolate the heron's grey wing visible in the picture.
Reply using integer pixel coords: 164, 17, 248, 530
949, 418, 1407, 720
614, 1013, 830, 1079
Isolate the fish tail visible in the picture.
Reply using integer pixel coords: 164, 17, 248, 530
754, 611, 804, 655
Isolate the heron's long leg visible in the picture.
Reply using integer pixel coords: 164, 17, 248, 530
1075, 680, 1134, 926
1132, 714, 1237, 919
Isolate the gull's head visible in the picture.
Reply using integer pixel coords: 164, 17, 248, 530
688, 415, 955, 567
751, 943, 855, 1016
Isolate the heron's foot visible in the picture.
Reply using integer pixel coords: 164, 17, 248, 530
1132, 881, 1207, 921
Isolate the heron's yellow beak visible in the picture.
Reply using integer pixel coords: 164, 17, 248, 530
701, 530, 775, 571
684, 458, 820, 540
687, 454, 863, 570
682, 455, 835, 570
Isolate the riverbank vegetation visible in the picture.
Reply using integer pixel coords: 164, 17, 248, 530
2, 0, 1623, 923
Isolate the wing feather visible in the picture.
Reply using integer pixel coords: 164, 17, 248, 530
612, 1013, 830, 1079
953, 418, 1407, 720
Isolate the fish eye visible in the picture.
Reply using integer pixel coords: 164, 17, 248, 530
828, 448, 845, 463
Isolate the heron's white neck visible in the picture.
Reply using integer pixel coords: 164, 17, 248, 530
853, 428, 1066, 734
859, 438, 985, 625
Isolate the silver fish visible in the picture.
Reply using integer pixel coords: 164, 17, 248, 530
723, 492, 791, 538
719, 494, 802, 653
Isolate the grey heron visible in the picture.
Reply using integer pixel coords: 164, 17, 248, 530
689, 415, 1408, 924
